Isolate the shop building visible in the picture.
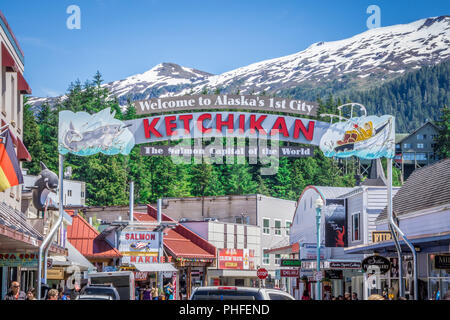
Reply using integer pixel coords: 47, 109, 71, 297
345, 158, 450, 300
66, 211, 122, 272
133, 205, 216, 299
159, 194, 296, 287
181, 219, 261, 287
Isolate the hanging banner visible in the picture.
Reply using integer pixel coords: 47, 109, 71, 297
58, 103, 395, 160
134, 95, 319, 116
324, 199, 347, 247
58, 107, 135, 156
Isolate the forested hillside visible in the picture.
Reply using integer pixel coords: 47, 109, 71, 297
284, 59, 450, 133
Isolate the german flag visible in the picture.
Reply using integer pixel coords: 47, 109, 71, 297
0, 129, 23, 192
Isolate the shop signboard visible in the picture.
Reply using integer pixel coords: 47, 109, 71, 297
121, 255, 173, 265
280, 259, 302, 267
434, 255, 450, 270
324, 199, 347, 247
372, 231, 393, 243
325, 270, 343, 280
134, 272, 148, 281
361, 255, 391, 274
280, 269, 299, 277
218, 248, 255, 270
119, 230, 160, 254
299, 244, 329, 260
47, 268, 65, 280
0, 253, 38, 268
327, 261, 361, 269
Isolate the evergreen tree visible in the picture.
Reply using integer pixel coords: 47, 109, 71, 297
435, 106, 450, 159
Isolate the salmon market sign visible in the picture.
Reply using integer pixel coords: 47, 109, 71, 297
58, 98, 395, 160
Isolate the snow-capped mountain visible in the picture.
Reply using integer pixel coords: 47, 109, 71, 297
29, 15, 450, 108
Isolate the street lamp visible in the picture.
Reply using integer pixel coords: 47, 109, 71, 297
315, 197, 324, 301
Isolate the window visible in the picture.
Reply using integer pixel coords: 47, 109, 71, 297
67, 190, 72, 197
416, 153, 427, 161
274, 220, 281, 236
417, 143, 424, 149
352, 212, 360, 241
275, 254, 281, 265
263, 250, 270, 265
81, 191, 85, 198
268, 293, 294, 300
403, 143, 412, 149
403, 153, 415, 161
263, 218, 270, 235
417, 134, 425, 140
285, 221, 292, 236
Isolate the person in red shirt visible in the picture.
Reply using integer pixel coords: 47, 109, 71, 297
5, 281, 26, 300
301, 290, 311, 300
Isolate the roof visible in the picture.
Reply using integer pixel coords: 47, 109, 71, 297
134, 205, 216, 260
396, 121, 439, 144
67, 213, 122, 259
377, 158, 450, 222
395, 134, 409, 144
308, 186, 355, 201
0, 202, 42, 240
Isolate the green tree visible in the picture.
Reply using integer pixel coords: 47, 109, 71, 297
435, 106, 450, 159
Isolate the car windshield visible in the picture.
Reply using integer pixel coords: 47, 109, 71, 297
81, 287, 116, 299
191, 290, 260, 300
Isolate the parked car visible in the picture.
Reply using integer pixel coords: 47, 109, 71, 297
86, 271, 135, 300
79, 284, 120, 300
190, 286, 296, 300
76, 294, 113, 300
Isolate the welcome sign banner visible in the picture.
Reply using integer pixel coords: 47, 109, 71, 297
58, 103, 395, 160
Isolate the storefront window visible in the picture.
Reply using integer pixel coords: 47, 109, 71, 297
428, 254, 450, 300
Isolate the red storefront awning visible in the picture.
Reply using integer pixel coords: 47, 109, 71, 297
0, 120, 32, 162
1, 42, 18, 71
17, 72, 31, 94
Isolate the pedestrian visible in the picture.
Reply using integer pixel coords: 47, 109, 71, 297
444, 292, 450, 300
151, 283, 158, 300
331, 296, 336, 300
26, 288, 37, 300
70, 283, 81, 300
58, 287, 69, 300
344, 292, 351, 300
301, 290, 311, 300
338, 295, 344, 300
352, 292, 358, 300
164, 281, 174, 300
47, 289, 59, 300
143, 284, 152, 300
5, 281, 26, 300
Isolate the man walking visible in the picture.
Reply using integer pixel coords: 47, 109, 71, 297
352, 292, 358, 300
4, 281, 26, 300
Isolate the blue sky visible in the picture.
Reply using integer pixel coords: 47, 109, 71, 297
2, 0, 450, 97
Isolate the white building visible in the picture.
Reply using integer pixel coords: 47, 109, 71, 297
161, 194, 297, 287
181, 219, 260, 287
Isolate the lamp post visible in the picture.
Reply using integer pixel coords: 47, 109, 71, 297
315, 197, 324, 301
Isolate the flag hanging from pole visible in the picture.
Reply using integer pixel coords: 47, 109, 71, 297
0, 129, 24, 191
